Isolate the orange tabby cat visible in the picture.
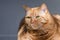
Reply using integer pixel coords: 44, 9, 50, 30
17, 3, 60, 40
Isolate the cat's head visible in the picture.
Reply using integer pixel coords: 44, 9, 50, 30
23, 3, 55, 30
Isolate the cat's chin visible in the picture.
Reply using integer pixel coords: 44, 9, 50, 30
31, 27, 40, 30
27, 25, 40, 30
26, 23, 43, 30
31, 25, 39, 30
30, 24, 43, 30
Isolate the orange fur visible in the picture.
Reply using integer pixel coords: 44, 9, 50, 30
18, 3, 60, 40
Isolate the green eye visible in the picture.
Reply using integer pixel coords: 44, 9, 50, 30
36, 16, 40, 18
26, 16, 31, 18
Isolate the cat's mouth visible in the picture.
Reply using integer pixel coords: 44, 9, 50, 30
30, 24, 43, 30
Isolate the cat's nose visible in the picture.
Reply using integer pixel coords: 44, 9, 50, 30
31, 19, 37, 23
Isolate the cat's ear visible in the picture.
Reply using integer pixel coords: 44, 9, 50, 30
23, 5, 30, 11
40, 3, 48, 13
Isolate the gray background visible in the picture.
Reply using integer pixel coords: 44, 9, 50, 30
0, 0, 60, 40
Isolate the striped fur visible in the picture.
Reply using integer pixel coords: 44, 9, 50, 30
17, 3, 60, 40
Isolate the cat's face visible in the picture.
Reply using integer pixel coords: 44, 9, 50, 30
24, 3, 54, 30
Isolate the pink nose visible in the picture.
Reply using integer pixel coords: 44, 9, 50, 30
31, 19, 37, 24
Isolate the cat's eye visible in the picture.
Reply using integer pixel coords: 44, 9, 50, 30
36, 16, 40, 18
25, 16, 31, 18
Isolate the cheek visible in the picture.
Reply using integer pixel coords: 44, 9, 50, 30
25, 18, 31, 24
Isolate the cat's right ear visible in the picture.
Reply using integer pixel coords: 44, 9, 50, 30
23, 5, 30, 11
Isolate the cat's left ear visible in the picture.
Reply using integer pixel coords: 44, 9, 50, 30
23, 5, 31, 11
40, 3, 48, 13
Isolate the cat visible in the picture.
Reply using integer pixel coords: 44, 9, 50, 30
17, 3, 60, 40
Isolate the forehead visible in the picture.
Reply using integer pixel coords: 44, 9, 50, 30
26, 7, 40, 16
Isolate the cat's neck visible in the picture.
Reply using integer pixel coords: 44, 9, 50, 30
26, 29, 59, 40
